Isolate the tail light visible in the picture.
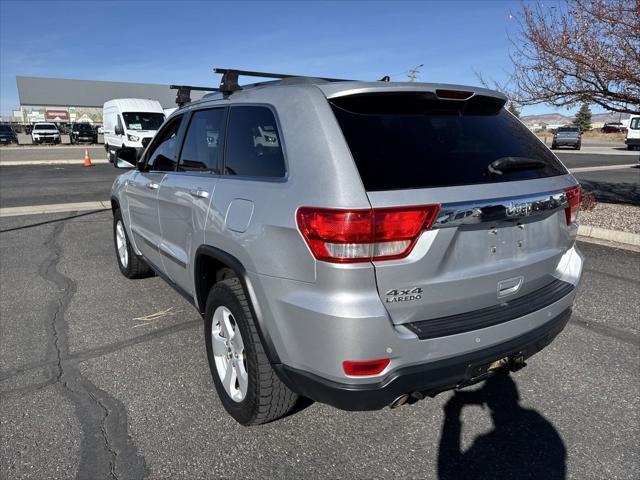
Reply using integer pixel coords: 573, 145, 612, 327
296, 205, 440, 263
564, 185, 581, 225
343, 358, 390, 376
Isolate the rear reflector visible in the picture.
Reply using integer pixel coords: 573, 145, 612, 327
343, 358, 390, 376
296, 205, 440, 263
564, 185, 581, 225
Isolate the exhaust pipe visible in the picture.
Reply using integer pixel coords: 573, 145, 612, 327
389, 394, 410, 409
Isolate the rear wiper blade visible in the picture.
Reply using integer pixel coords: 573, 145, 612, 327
487, 157, 547, 176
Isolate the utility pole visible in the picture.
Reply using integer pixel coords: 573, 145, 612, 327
408, 64, 424, 82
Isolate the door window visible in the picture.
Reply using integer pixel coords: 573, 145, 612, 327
146, 115, 183, 171
225, 106, 285, 178
179, 108, 226, 172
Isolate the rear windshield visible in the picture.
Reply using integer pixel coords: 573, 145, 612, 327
74, 124, 93, 131
34, 124, 57, 130
330, 93, 567, 191
558, 126, 579, 132
0, 125, 12, 132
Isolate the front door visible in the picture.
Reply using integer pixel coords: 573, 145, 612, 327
127, 114, 185, 272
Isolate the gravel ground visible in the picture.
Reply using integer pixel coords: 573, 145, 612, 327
580, 202, 640, 234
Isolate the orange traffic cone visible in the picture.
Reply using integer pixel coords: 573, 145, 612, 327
83, 148, 93, 167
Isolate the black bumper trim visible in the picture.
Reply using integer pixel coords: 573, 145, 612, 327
275, 308, 571, 411
405, 279, 574, 340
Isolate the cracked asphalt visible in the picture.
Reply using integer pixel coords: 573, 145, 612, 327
1, 212, 639, 478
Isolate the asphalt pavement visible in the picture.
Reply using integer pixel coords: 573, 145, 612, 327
0, 209, 638, 479
0, 164, 119, 208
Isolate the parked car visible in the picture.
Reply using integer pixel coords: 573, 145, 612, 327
31, 123, 61, 144
625, 115, 640, 151
601, 122, 625, 133
110, 71, 584, 426
551, 125, 581, 150
70, 123, 98, 144
0, 124, 18, 145
103, 98, 165, 162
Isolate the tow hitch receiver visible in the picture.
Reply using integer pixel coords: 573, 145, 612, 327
459, 353, 527, 389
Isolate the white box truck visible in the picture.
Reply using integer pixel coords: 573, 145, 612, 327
103, 98, 165, 162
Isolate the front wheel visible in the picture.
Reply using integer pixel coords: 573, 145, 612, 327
113, 209, 152, 278
204, 277, 298, 425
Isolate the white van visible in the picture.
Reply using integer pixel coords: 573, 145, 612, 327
626, 115, 640, 151
103, 98, 165, 161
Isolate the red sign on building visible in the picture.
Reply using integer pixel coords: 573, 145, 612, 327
45, 109, 69, 121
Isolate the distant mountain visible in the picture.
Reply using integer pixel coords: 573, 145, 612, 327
521, 112, 631, 126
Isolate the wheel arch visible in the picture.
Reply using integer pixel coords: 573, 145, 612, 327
195, 245, 281, 364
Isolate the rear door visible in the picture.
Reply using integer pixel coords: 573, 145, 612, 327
329, 91, 578, 325
157, 107, 226, 295
127, 114, 184, 271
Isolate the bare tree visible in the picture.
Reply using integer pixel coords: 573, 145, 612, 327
507, 0, 639, 114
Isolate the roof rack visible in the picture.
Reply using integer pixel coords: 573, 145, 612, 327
213, 68, 353, 95
170, 85, 219, 107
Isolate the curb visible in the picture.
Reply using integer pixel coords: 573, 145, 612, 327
578, 224, 640, 248
0, 159, 109, 166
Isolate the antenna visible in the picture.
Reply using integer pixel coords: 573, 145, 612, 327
407, 64, 424, 82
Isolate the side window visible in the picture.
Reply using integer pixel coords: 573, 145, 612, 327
179, 108, 225, 172
146, 115, 183, 172
225, 106, 285, 178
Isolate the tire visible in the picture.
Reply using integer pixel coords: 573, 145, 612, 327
204, 277, 298, 425
113, 209, 153, 278
575, 145, 581, 150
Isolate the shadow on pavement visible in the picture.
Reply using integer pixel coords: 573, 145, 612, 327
580, 177, 640, 206
437, 373, 566, 480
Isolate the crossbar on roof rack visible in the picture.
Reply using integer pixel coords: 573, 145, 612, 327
170, 85, 219, 107
213, 68, 353, 95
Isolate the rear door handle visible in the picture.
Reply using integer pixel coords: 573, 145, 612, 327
189, 188, 209, 199
146, 182, 159, 190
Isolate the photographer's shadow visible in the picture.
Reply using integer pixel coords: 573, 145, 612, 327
437, 372, 566, 480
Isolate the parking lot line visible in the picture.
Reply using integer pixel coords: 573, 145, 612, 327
0, 201, 110, 217
569, 164, 638, 173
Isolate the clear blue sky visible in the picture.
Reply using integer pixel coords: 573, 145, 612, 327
0, 0, 576, 117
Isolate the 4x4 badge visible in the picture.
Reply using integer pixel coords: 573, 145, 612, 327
385, 287, 423, 303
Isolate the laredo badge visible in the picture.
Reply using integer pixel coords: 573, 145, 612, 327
385, 287, 423, 303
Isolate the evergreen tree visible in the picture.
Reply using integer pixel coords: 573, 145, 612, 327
508, 102, 521, 118
574, 104, 592, 132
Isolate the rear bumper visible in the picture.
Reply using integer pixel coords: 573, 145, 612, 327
276, 307, 572, 410
625, 138, 640, 146
553, 139, 580, 146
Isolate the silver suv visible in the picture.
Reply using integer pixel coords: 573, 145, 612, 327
111, 69, 584, 425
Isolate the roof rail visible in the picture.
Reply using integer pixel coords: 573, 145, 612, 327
213, 68, 353, 95
170, 85, 219, 107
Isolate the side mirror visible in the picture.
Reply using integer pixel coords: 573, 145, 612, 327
115, 124, 124, 136
114, 147, 137, 169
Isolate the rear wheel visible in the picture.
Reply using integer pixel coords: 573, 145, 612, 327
113, 209, 152, 278
204, 277, 298, 425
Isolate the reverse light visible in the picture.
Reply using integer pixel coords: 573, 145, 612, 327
564, 185, 581, 225
296, 204, 440, 263
343, 358, 390, 376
